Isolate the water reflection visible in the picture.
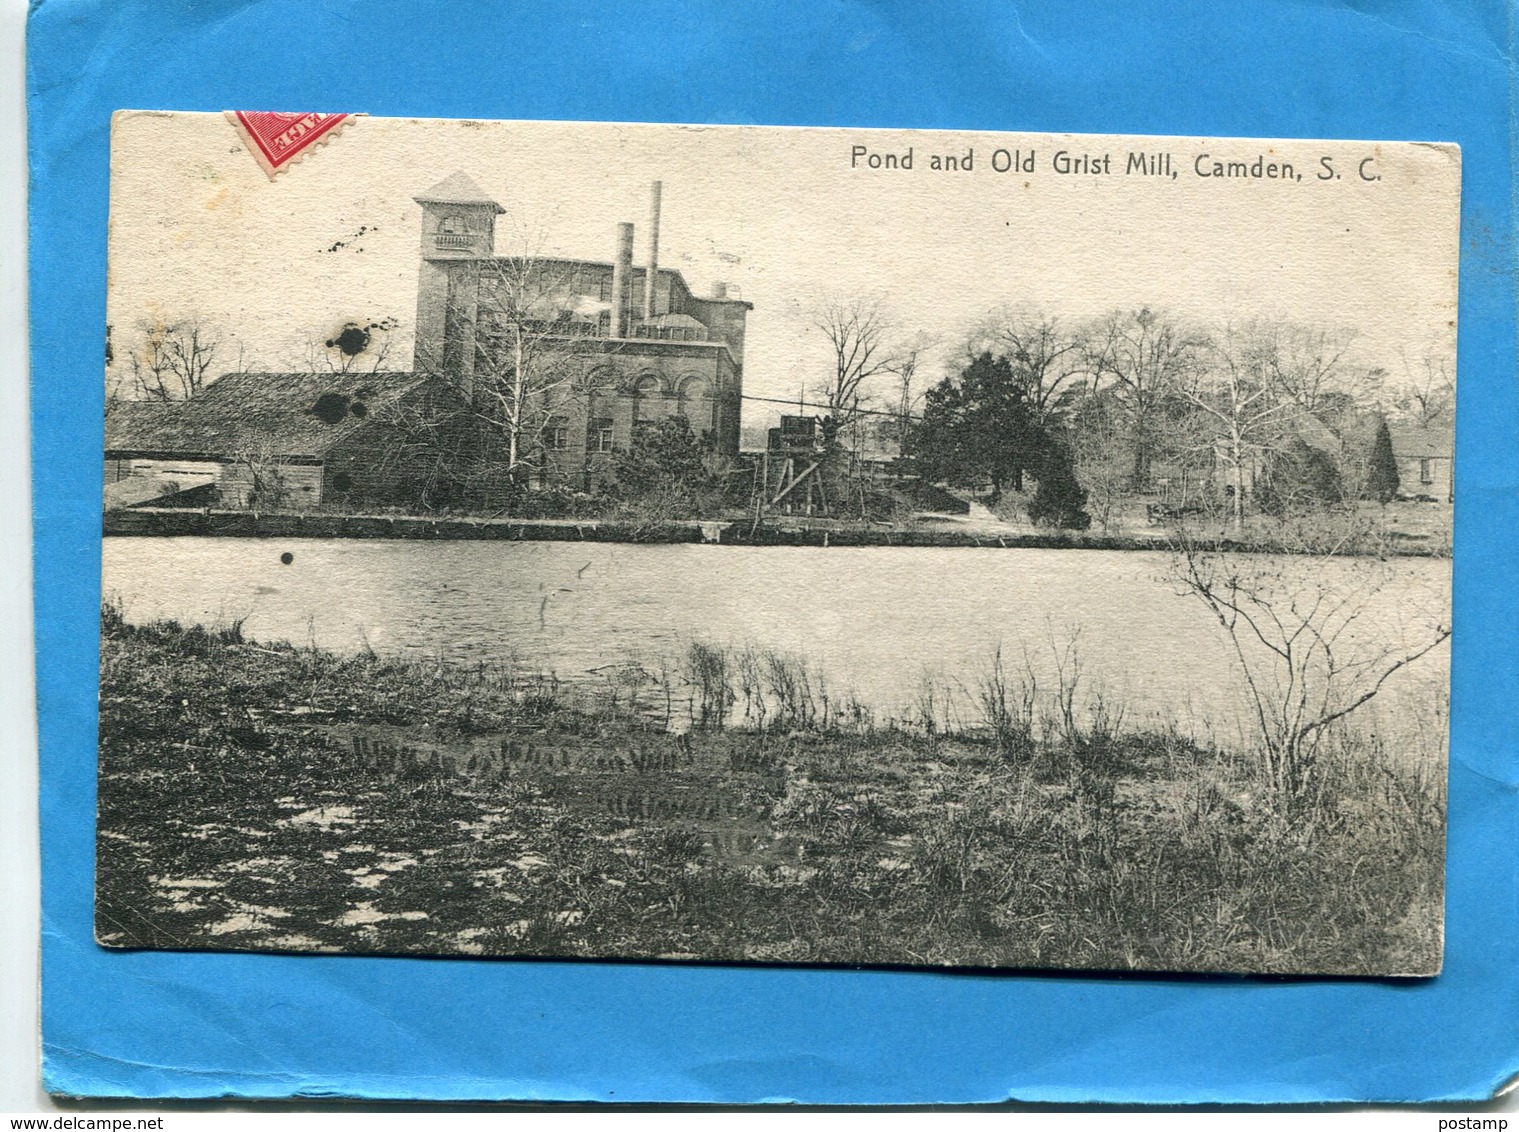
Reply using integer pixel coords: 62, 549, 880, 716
102, 537, 1449, 745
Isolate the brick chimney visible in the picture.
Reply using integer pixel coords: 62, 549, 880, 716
644, 181, 662, 321
611, 221, 634, 338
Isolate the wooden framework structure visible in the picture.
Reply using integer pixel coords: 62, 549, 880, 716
753, 449, 829, 517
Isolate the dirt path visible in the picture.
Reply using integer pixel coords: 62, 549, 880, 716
913, 501, 1042, 537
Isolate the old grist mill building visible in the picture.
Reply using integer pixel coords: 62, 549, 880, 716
413, 173, 750, 470
103, 174, 751, 511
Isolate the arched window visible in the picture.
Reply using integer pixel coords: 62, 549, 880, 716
630, 375, 664, 446
633, 375, 663, 423
435, 214, 473, 250
582, 365, 618, 396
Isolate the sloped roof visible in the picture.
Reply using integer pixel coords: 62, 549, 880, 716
105, 371, 437, 459
647, 313, 707, 331
1291, 413, 1342, 454
104, 401, 182, 450
1388, 422, 1454, 460
413, 172, 506, 213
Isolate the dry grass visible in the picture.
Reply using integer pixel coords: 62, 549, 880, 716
96, 608, 1444, 974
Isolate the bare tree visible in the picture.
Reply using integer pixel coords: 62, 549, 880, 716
477, 254, 607, 480
1397, 351, 1455, 427
1068, 391, 1134, 533
812, 296, 898, 427
230, 438, 292, 512
1259, 321, 1367, 415
1178, 322, 1297, 531
121, 317, 228, 401
886, 332, 936, 457
969, 304, 1089, 423
414, 228, 614, 489
1087, 308, 1205, 490
1174, 539, 1450, 812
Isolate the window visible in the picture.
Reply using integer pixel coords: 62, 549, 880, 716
546, 417, 570, 451
598, 276, 611, 302
1420, 458, 1433, 485
435, 214, 473, 250
633, 375, 662, 423
590, 418, 614, 454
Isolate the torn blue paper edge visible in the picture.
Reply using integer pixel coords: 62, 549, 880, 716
28, 0, 1519, 1104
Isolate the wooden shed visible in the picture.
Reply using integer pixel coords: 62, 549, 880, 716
103, 371, 472, 511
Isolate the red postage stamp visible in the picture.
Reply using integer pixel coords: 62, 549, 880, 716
225, 110, 361, 179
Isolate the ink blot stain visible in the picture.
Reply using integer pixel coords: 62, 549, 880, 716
349, 401, 368, 418
280, 552, 294, 565
329, 325, 371, 357
311, 392, 349, 424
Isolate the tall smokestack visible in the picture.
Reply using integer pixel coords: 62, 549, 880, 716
611, 221, 634, 338
644, 181, 662, 321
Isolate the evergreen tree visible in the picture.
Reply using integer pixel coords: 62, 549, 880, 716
1027, 437, 1092, 529
613, 415, 710, 494
914, 352, 1042, 498
913, 352, 1092, 528
1365, 417, 1400, 503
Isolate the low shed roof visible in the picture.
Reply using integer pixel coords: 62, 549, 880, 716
1388, 422, 1455, 460
105, 371, 436, 459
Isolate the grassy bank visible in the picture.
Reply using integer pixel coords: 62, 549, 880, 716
97, 608, 1445, 974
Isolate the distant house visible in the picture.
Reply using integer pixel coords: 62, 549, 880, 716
1387, 420, 1455, 502
103, 371, 468, 511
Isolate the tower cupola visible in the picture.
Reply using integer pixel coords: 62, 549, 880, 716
413, 172, 504, 259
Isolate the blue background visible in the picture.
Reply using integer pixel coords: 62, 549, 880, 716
28, 0, 1519, 1103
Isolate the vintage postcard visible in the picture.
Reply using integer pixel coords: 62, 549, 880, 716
97, 113, 1456, 974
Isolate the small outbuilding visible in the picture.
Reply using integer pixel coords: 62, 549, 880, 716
1387, 421, 1455, 503
103, 371, 469, 511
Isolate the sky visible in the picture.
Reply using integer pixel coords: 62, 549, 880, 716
105, 114, 1461, 427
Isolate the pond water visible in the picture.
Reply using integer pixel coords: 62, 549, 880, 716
102, 537, 1450, 748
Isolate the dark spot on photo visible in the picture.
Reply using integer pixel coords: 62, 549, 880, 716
311, 392, 349, 424
279, 551, 293, 565
330, 325, 371, 357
